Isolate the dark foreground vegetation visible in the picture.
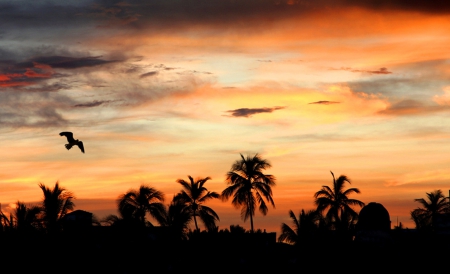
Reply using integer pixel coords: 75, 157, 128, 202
1, 226, 449, 273
1, 153, 449, 272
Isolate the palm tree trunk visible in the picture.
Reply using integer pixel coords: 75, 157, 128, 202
193, 210, 199, 231
248, 191, 254, 233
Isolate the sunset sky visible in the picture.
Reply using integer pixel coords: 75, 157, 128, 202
2, 0, 450, 233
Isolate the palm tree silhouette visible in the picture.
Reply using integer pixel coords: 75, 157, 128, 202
117, 185, 166, 227
314, 171, 364, 231
278, 209, 323, 245
14, 201, 42, 233
411, 189, 449, 231
221, 153, 276, 233
38, 182, 75, 234
0, 209, 13, 232
164, 197, 193, 240
173, 175, 220, 231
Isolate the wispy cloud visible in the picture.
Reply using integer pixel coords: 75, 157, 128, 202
308, 101, 340, 105
74, 100, 111, 108
377, 99, 447, 116
139, 71, 158, 78
30, 56, 117, 69
330, 67, 392, 75
225, 106, 286, 117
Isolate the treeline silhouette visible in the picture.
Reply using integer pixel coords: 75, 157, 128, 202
0, 153, 449, 272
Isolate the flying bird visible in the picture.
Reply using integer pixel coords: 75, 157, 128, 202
59, 132, 85, 153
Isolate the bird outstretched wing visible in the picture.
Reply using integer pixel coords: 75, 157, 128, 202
60, 132, 75, 142
77, 141, 85, 153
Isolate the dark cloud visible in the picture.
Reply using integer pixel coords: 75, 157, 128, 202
120, 0, 450, 27
0, 61, 54, 88
331, 67, 392, 75
87, 0, 450, 31
1, 1, 450, 41
29, 56, 117, 69
367, 68, 392, 74
309, 101, 340, 105
84, 2, 142, 28
0, 2, 88, 29
74, 100, 111, 108
0, 56, 116, 89
139, 71, 158, 78
341, 0, 450, 14
226, 106, 285, 117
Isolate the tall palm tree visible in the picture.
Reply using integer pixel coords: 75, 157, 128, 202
117, 185, 166, 227
38, 182, 75, 234
313, 171, 364, 231
278, 209, 323, 245
411, 189, 449, 231
173, 175, 220, 231
221, 153, 276, 233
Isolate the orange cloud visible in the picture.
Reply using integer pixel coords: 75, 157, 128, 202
433, 86, 450, 105
0, 75, 11, 81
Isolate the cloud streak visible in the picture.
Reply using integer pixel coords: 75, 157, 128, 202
74, 100, 111, 108
225, 106, 286, 117
331, 67, 392, 75
377, 99, 449, 116
308, 101, 340, 105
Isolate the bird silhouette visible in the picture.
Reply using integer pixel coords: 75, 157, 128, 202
59, 132, 85, 153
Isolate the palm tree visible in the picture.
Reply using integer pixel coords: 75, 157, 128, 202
164, 197, 193, 240
14, 201, 42, 233
38, 182, 75, 234
221, 153, 276, 233
411, 189, 449, 231
117, 185, 166, 227
173, 175, 220, 231
278, 209, 323, 245
0, 209, 13, 232
313, 171, 364, 231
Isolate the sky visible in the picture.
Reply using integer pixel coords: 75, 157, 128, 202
1, 0, 450, 233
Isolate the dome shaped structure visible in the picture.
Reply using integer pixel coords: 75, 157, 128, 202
357, 202, 391, 231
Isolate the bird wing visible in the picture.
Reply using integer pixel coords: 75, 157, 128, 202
77, 141, 85, 153
60, 132, 75, 142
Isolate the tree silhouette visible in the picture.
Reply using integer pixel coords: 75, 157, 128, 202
0, 209, 13, 232
38, 182, 75, 234
221, 153, 276, 233
117, 185, 166, 227
278, 209, 323, 245
14, 201, 42, 233
229, 224, 247, 234
411, 189, 449, 231
164, 197, 192, 240
314, 171, 364, 231
173, 175, 220, 231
